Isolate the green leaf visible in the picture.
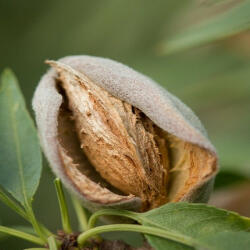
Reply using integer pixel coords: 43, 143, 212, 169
0, 69, 42, 205
86, 203, 250, 250
137, 203, 250, 250
0, 187, 29, 220
102, 231, 144, 248
198, 231, 250, 250
162, 0, 250, 54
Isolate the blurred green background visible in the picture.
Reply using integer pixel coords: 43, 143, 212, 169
0, 0, 250, 249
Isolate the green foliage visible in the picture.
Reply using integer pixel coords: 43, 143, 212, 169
0, 70, 42, 205
54, 179, 72, 234
1, 0, 250, 184
84, 203, 250, 250
0, 1, 250, 249
0, 69, 48, 244
139, 203, 250, 250
162, 0, 250, 54
197, 231, 250, 250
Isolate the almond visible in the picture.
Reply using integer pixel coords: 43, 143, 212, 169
33, 56, 218, 212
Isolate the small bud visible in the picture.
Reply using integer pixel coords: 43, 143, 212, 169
33, 56, 218, 212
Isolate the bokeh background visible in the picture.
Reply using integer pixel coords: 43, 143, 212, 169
0, 0, 250, 249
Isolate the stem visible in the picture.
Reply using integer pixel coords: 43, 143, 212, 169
88, 209, 138, 229
54, 178, 72, 233
0, 225, 44, 246
47, 236, 59, 250
25, 202, 47, 243
77, 224, 196, 248
24, 249, 47, 250
0, 187, 28, 220
39, 225, 54, 238
0, 184, 49, 241
71, 196, 88, 231
0, 187, 53, 238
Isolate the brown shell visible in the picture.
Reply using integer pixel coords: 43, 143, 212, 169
32, 56, 218, 212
